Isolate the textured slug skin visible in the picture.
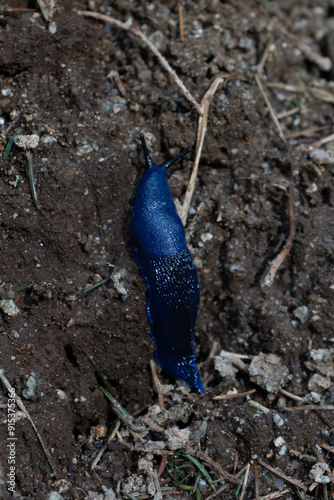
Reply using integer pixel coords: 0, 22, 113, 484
130, 134, 204, 393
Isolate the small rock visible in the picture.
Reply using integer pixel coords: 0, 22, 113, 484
249, 353, 290, 394
165, 427, 190, 451
308, 373, 331, 392
49, 21, 57, 34
310, 148, 334, 165
274, 436, 285, 447
22, 375, 37, 399
214, 356, 239, 378
309, 462, 331, 484
293, 306, 309, 324
273, 414, 284, 427
0, 299, 20, 317
46, 493, 64, 500
14, 134, 39, 149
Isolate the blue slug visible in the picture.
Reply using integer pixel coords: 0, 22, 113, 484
130, 134, 204, 393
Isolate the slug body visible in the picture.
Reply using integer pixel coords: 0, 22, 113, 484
130, 134, 204, 393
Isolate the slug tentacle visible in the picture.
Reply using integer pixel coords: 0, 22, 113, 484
131, 134, 204, 393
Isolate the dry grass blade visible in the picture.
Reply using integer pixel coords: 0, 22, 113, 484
78, 10, 201, 115
0, 369, 57, 476
180, 76, 224, 225
254, 74, 286, 143
263, 183, 295, 287
239, 463, 251, 500
91, 420, 121, 470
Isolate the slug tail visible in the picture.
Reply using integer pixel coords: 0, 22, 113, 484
155, 350, 204, 394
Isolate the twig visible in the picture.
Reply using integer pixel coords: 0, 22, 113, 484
254, 74, 286, 143
180, 76, 224, 224
320, 443, 334, 453
177, 2, 184, 41
279, 387, 304, 403
266, 82, 306, 93
78, 10, 202, 115
91, 420, 121, 470
150, 360, 164, 409
278, 26, 332, 72
27, 151, 39, 208
277, 108, 300, 120
284, 125, 328, 140
257, 459, 307, 491
100, 387, 146, 433
249, 399, 271, 414
285, 405, 334, 411
213, 389, 256, 400
263, 183, 295, 287
185, 447, 242, 485
239, 463, 251, 500
257, 34, 274, 75
154, 469, 162, 494
206, 464, 248, 500
254, 463, 260, 500
311, 132, 334, 148
112, 69, 129, 100
7, 8, 36, 12
260, 489, 291, 500
158, 456, 168, 475
142, 417, 165, 434
0, 369, 57, 476
215, 350, 251, 360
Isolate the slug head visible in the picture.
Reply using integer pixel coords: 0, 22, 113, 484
140, 133, 192, 170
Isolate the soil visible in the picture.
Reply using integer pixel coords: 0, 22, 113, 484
0, 1, 334, 499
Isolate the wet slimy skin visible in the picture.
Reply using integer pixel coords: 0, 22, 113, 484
130, 134, 204, 393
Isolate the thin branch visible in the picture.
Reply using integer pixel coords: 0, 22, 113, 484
177, 2, 184, 41
180, 76, 224, 225
263, 183, 295, 287
260, 489, 291, 500
213, 389, 256, 400
257, 34, 274, 75
257, 459, 307, 491
150, 360, 164, 409
311, 132, 334, 148
279, 387, 304, 403
185, 447, 242, 485
78, 10, 202, 115
0, 369, 57, 476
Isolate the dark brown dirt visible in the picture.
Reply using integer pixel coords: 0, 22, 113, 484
0, 1, 334, 499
